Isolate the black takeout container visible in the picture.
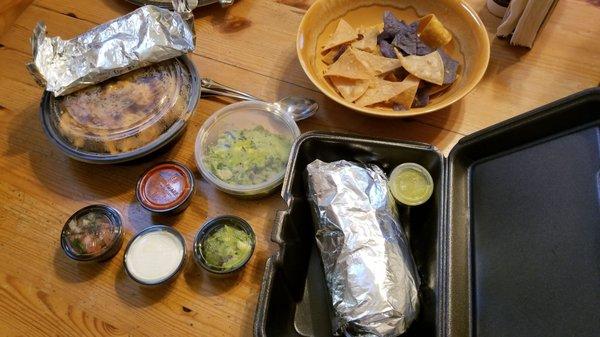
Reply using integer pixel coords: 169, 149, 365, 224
254, 88, 600, 337
40, 56, 200, 164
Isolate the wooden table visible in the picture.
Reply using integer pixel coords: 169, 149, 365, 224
0, 0, 598, 336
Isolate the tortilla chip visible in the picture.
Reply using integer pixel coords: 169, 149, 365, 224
390, 75, 420, 108
418, 14, 452, 48
355, 77, 419, 107
399, 50, 444, 85
439, 49, 459, 84
324, 48, 372, 80
392, 21, 433, 56
384, 72, 399, 82
352, 25, 380, 53
353, 48, 403, 75
322, 45, 349, 65
322, 19, 358, 53
378, 39, 397, 58
412, 81, 454, 108
382, 11, 409, 36
393, 103, 407, 111
412, 88, 430, 108
429, 82, 452, 95
322, 48, 338, 65
330, 76, 370, 102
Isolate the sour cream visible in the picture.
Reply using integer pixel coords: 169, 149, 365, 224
125, 227, 185, 285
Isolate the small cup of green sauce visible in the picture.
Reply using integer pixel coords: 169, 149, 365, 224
389, 163, 434, 206
193, 216, 256, 276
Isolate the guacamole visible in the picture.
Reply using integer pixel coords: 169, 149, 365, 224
202, 225, 253, 270
204, 126, 292, 186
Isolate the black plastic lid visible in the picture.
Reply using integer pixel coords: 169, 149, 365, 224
447, 87, 600, 337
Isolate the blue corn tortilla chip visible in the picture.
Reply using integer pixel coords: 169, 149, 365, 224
439, 49, 459, 84
415, 42, 434, 56
393, 103, 407, 111
383, 11, 409, 36
392, 22, 433, 56
412, 86, 431, 108
377, 30, 394, 44
379, 40, 397, 58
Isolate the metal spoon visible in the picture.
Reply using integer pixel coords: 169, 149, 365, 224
200, 78, 318, 121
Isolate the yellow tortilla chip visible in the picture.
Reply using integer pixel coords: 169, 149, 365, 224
351, 25, 380, 53
322, 19, 358, 53
390, 75, 420, 108
355, 77, 419, 107
400, 51, 445, 85
418, 14, 452, 48
353, 48, 403, 75
330, 76, 370, 102
322, 46, 341, 65
324, 48, 372, 80
428, 82, 452, 96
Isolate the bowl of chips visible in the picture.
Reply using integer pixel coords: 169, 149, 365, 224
297, 0, 490, 117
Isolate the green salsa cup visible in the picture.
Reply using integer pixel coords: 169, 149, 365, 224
389, 163, 434, 206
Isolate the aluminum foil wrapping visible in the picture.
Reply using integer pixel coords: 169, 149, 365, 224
27, 0, 195, 96
306, 160, 420, 337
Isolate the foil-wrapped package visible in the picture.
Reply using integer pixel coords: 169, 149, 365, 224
27, 0, 195, 96
306, 160, 420, 337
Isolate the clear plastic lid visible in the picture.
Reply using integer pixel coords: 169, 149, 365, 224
195, 101, 300, 197
42, 57, 199, 163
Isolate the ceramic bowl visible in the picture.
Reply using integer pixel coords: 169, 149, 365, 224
297, 0, 490, 118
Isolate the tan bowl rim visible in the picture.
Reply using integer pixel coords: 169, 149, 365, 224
296, 0, 490, 118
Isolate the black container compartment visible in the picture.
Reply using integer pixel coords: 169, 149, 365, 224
446, 88, 600, 337
254, 134, 446, 336
255, 87, 600, 337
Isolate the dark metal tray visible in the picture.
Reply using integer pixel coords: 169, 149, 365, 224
255, 87, 600, 337
254, 133, 446, 336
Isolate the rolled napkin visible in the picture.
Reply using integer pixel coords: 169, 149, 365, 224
27, 0, 195, 96
305, 159, 420, 337
496, 0, 559, 48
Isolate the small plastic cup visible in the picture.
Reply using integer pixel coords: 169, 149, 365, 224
389, 163, 434, 206
136, 161, 195, 215
123, 225, 187, 286
193, 216, 256, 277
60, 205, 124, 262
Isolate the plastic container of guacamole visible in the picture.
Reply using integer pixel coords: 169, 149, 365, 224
193, 216, 256, 276
195, 101, 300, 197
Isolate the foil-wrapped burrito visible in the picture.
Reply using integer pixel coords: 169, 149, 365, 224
306, 160, 420, 337
27, 0, 195, 96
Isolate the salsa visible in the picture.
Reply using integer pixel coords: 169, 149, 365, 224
389, 163, 434, 206
64, 211, 117, 255
204, 126, 292, 186
201, 225, 253, 270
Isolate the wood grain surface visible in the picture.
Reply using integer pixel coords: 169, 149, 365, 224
0, 0, 598, 336
0, 0, 33, 37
